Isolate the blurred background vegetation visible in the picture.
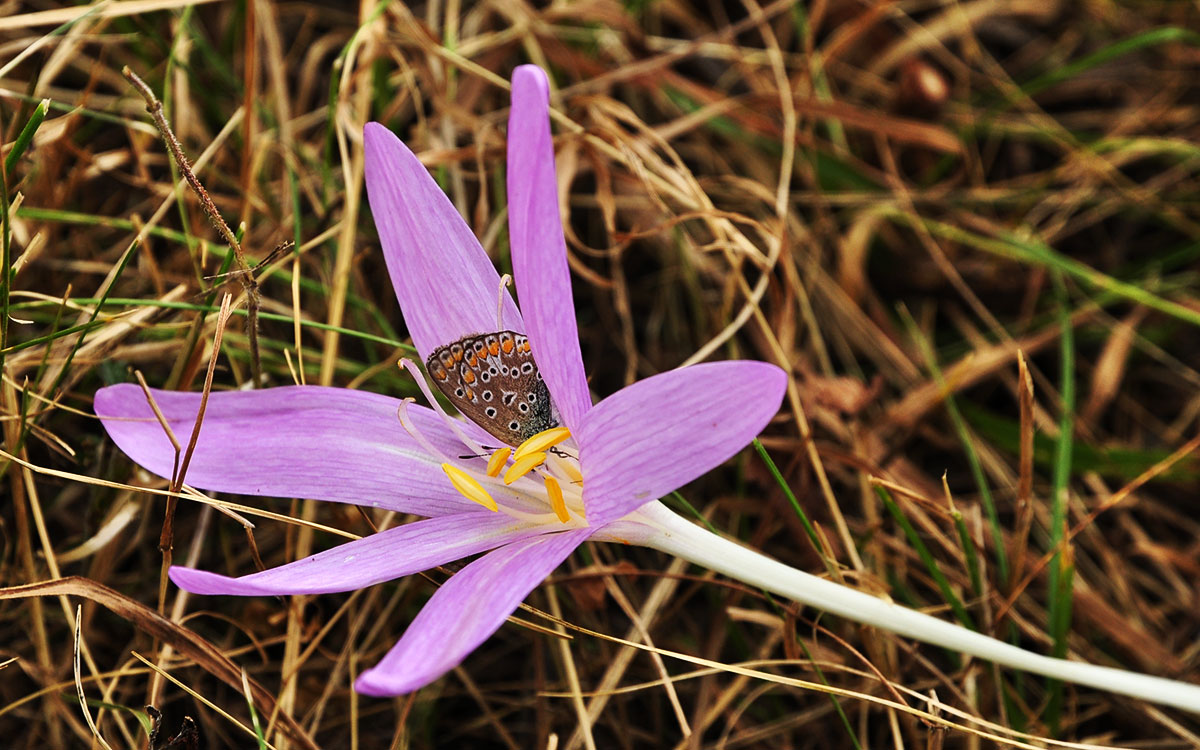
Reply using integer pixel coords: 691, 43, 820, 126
1, 0, 1198, 747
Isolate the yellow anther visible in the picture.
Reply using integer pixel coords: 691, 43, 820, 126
514, 427, 572, 462
544, 476, 569, 523
485, 447, 512, 478
441, 463, 498, 512
503, 451, 546, 485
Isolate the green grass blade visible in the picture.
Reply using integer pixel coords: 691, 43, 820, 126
1021, 27, 1200, 98
17, 206, 192, 243
752, 438, 824, 556
1045, 272, 1077, 723
903, 313, 1010, 583
893, 214, 1200, 330
4, 297, 416, 356
4, 98, 49, 177
951, 509, 984, 602
46, 241, 139, 398
876, 486, 976, 631
961, 402, 1197, 480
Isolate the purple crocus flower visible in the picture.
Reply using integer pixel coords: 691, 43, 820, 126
95, 65, 786, 696
93, 66, 1200, 713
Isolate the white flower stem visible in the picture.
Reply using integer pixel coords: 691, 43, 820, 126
628, 502, 1200, 713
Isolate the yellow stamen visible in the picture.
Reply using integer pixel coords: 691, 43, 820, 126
544, 476, 569, 523
485, 447, 512, 478
441, 463, 498, 512
504, 451, 546, 485
513, 427, 572, 462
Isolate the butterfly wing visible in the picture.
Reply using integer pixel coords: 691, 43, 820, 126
426, 331, 557, 446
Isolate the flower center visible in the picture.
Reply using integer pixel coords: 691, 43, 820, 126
398, 359, 587, 527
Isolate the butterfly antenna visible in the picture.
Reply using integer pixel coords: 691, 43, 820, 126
496, 273, 512, 330
459, 447, 501, 460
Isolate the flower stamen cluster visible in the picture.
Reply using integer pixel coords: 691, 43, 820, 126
397, 359, 585, 527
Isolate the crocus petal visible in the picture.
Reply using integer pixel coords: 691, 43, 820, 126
577, 361, 787, 525
170, 511, 547, 596
354, 527, 591, 695
95, 383, 479, 517
507, 65, 592, 431
364, 122, 523, 360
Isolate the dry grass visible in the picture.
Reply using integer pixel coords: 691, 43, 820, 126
1, 0, 1199, 747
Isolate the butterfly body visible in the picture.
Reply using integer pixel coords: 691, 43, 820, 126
426, 331, 558, 446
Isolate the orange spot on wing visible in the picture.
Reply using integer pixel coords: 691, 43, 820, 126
501, 338, 514, 353
489, 341, 500, 355
463, 370, 476, 384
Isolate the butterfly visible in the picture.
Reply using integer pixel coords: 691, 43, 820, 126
425, 331, 558, 446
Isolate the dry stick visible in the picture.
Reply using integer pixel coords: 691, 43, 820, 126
156, 292, 234, 616
1012, 352, 1036, 588
121, 66, 262, 387
141, 292, 232, 711
148, 501, 215, 712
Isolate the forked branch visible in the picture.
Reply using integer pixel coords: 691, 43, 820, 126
122, 66, 262, 386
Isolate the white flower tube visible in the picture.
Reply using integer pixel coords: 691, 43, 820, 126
606, 501, 1200, 713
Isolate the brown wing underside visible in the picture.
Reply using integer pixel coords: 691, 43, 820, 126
425, 330, 557, 446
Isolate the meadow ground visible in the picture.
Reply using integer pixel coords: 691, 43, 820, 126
1, 1, 1199, 748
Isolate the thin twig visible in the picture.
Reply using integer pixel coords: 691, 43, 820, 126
122, 66, 262, 386
156, 292, 234, 614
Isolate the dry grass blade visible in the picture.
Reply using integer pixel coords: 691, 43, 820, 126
72, 605, 115, 750
131, 652, 274, 750
0, 578, 318, 750
3, 0, 1199, 746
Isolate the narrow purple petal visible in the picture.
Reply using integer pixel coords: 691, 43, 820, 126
576, 362, 787, 525
169, 512, 547, 596
95, 383, 478, 517
507, 66, 592, 431
364, 122, 523, 360
354, 527, 591, 696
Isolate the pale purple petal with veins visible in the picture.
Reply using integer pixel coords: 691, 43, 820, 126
354, 527, 591, 695
507, 65, 592, 431
576, 361, 787, 526
170, 512, 550, 596
364, 122, 523, 360
95, 384, 479, 517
